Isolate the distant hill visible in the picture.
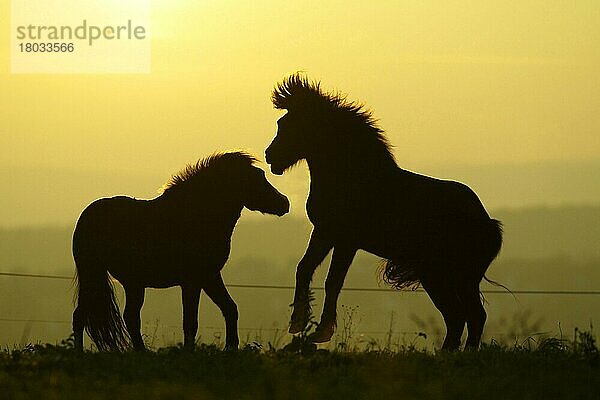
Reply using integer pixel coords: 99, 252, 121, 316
494, 205, 600, 261
1, 160, 599, 226
1, 204, 598, 277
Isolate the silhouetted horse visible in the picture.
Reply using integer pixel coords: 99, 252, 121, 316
72, 152, 289, 351
265, 75, 503, 350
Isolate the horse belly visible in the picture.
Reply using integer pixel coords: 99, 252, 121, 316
105, 245, 183, 287
357, 229, 405, 260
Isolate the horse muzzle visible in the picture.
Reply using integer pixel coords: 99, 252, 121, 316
274, 194, 290, 216
265, 146, 285, 175
270, 164, 285, 175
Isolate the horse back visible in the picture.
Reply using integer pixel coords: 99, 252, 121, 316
73, 195, 234, 287
73, 196, 152, 256
307, 167, 490, 227
394, 169, 490, 219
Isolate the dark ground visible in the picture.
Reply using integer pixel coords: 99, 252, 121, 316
1, 333, 599, 400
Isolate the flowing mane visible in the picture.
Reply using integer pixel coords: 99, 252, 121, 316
272, 74, 397, 167
162, 151, 258, 194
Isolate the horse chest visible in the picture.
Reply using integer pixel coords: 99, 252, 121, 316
306, 190, 372, 229
306, 191, 347, 224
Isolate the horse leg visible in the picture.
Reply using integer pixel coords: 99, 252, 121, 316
289, 228, 333, 334
204, 273, 239, 350
123, 285, 146, 351
181, 284, 201, 349
72, 305, 84, 351
463, 282, 486, 349
422, 277, 465, 351
311, 247, 356, 343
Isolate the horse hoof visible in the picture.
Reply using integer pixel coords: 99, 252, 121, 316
289, 319, 308, 334
309, 324, 334, 343
223, 344, 238, 352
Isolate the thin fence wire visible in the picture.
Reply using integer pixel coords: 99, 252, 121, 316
1, 270, 599, 334
1, 271, 600, 295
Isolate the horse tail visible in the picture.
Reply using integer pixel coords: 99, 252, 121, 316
381, 218, 505, 292
380, 259, 421, 291
484, 219, 503, 264
73, 229, 129, 351
480, 219, 513, 297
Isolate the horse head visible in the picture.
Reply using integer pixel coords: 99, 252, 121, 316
265, 111, 320, 175
242, 164, 290, 216
265, 74, 393, 176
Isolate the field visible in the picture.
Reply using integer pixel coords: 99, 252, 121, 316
2, 331, 599, 400
1, 207, 599, 399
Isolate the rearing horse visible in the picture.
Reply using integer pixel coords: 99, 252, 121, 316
265, 75, 502, 350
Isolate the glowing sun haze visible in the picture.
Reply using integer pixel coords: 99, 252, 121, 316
0, 0, 599, 224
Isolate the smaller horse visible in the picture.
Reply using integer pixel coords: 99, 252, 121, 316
72, 152, 289, 351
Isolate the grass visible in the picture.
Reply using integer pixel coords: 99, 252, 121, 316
1, 330, 598, 400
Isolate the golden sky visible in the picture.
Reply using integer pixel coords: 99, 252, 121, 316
1, 0, 599, 176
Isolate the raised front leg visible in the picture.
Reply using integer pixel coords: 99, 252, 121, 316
290, 228, 333, 334
123, 285, 146, 351
181, 285, 201, 349
204, 273, 239, 350
311, 246, 356, 343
